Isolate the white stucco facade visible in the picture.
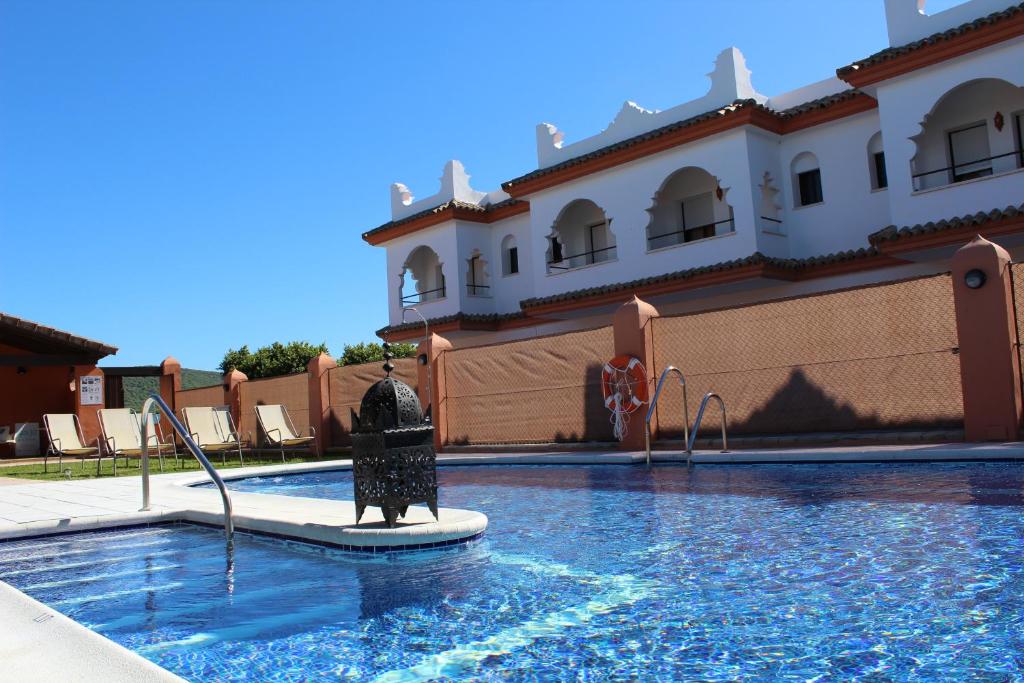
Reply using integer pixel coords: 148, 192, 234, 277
367, 0, 1024, 342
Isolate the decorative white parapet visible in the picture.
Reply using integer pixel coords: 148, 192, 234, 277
535, 47, 768, 169
390, 160, 509, 221
883, 0, 1019, 47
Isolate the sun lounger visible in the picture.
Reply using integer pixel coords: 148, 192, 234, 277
98, 408, 172, 475
254, 404, 318, 463
181, 405, 245, 465
42, 414, 104, 474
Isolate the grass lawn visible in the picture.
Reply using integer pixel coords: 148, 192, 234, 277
0, 452, 349, 482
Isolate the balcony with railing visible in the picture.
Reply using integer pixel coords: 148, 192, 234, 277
910, 79, 1024, 193
546, 200, 617, 274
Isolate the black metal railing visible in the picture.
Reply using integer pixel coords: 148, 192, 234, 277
760, 216, 783, 224
912, 149, 1023, 189
466, 283, 490, 296
401, 285, 446, 305
647, 217, 734, 247
547, 244, 617, 270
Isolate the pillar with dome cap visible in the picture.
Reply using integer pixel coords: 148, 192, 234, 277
307, 352, 337, 454
612, 296, 660, 451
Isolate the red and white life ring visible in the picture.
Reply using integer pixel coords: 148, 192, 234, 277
601, 355, 648, 415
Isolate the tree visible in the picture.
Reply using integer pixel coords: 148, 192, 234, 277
219, 341, 329, 379
339, 341, 417, 366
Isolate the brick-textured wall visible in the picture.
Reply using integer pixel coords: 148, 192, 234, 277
445, 326, 615, 445
327, 358, 419, 447
651, 274, 963, 436
239, 373, 310, 443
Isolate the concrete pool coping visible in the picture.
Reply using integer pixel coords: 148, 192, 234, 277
0, 580, 186, 683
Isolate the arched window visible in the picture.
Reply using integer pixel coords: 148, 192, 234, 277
867, 132, 887, 190
500, 235, 519, 276
547, 200, 615, 273
911, 78, 1024, 190
465, 249, 490, 296
791, 152, 823, 207
645, 166, 734, 250
399, 246, 445, 305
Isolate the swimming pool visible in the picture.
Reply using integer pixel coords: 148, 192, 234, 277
2, 463, 1023, 681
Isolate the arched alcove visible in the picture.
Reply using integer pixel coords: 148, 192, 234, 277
645, 166, 734, 250
547, 200, 615, 273
910, 78, 1024, 190
465, 249, 490, 296
790, 152, 823, 207
500, 235, 519, 276
399, 246, 446, 305
758, 171, 783, 232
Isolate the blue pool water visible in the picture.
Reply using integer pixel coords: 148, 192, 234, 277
2, 463, 1024, 681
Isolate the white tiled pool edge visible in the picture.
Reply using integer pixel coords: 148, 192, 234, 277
0, 580, 185, 682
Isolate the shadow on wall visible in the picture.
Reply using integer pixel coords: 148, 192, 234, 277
661, 368, 962, 438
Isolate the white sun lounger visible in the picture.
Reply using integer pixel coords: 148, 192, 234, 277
254, 404, 318, 463
42, 414, 104, 474
97, 408, 173, 475
181, 406, 245, 465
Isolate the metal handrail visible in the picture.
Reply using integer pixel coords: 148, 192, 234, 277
548, 244, 617, 269
401, 285, 446, 305
686, 392, 729, 465
140, 393, 234, 547
647, 217, 735, 243
911, 148, 1022, 179
644, 366, 690, 466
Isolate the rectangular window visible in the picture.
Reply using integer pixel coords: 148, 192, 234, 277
873, 152, 888, 189
797, 169, 823, 206
587, 222, 610, 264
508, 247, 518, 275
948, 123, 992, 183
681, 193, 715, 243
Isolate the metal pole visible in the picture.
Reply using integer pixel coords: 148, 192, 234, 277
141, 394, 234, 546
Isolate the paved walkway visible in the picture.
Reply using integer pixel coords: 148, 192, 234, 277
0, 459, 487, 548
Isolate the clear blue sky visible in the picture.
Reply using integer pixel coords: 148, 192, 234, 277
1, 0, 902, 370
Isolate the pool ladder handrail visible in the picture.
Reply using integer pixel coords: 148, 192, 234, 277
686, 392, 729, 463
140, 393, 234, 546
644, 366, 690, 466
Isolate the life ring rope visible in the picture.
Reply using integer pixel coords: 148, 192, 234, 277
600, 355, 649, 441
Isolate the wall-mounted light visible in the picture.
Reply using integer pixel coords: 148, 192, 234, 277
964, 268, 987, 289
994, 111, 1005, 132
417, 353, 428, 366
16, 366, 27, 375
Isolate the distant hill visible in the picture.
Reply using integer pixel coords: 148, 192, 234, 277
121, 369, 222, 411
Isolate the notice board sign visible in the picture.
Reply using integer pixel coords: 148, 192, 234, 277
14, 423, 40, 457
80, 375, 103, 406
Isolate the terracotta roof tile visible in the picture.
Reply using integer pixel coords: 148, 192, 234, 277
362, 198, 528, 241
838, 2, 1024, 77
774, 89, 864, 118
519, 249, 879, 310
0, 312, 118, 357
377, 311, 528, 338
502, 99, 764, 191
868, 203, 1024, 245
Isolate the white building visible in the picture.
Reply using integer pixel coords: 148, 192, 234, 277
364, 0, 1024, 345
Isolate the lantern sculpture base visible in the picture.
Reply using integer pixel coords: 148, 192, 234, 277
351, 426, 438, 529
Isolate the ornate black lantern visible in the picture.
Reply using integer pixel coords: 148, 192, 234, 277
350, 342, 438, 528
